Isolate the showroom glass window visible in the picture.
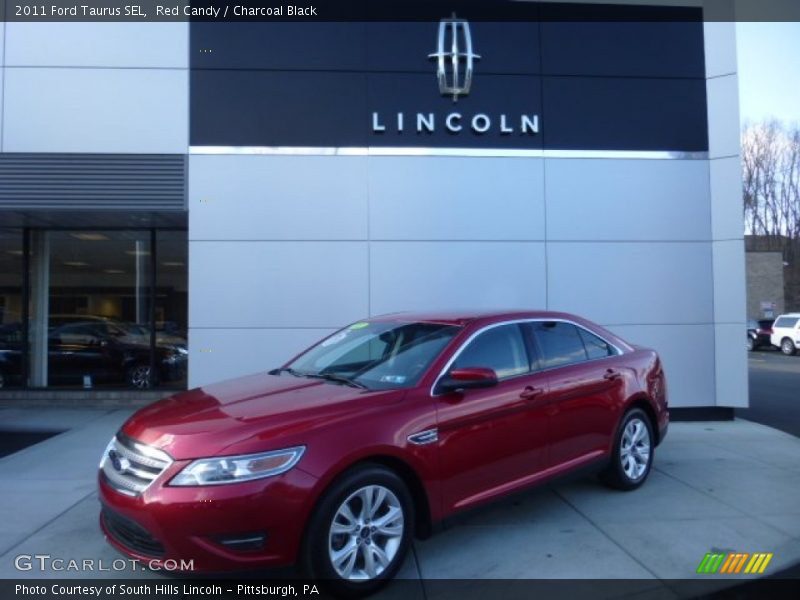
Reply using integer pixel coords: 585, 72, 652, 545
452, 324, 529, 379
0, 229, 187, 391
0, 230, 24, 389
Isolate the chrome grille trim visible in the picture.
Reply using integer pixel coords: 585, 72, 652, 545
101, 434, 173, 497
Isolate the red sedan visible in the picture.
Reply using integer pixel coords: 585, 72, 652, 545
99, 310, 668, 595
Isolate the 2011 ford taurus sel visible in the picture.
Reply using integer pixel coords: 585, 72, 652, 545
99, 311, 668, 595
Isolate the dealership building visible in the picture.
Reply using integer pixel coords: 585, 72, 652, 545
0, 1, 747, 412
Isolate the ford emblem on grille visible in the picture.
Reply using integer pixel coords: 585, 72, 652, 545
108, 449, 130, 474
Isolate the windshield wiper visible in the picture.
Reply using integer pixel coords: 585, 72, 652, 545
268, 367, 306, 377
306, 372, 368, 389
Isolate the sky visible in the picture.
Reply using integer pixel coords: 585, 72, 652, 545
736, 22, 800, 126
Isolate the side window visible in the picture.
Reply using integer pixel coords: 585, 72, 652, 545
578, 327, 616, 360
775, 316, 799, 329
531, 322, 588, 369
452, 324, 529, 380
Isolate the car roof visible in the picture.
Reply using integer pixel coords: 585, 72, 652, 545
776, 313, 800, 318
368, 310, 597, 327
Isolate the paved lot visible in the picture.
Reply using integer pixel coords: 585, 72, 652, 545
0, 406, 798, 598
739, 350, 800, 437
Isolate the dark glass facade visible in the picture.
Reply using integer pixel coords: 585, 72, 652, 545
0, 229, 187, 390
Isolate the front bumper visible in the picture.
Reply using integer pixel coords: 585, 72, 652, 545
98, 462, 319, 572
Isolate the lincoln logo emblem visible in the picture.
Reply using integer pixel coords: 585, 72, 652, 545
428, 14, 480, 102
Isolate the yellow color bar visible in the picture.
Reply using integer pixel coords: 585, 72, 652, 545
758, 553, 773, 574
744, 553, 774, 574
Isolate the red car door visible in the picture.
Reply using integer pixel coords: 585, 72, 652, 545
434, 323, 549, 513
528, 321, 626, 468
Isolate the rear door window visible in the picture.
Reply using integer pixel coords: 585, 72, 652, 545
577, 327, 617, 360
530, 321, 588, 369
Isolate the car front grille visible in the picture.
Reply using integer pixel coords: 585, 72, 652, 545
101, 433, 172, 496
102, 508, 165, 558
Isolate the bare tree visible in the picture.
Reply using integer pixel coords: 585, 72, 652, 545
743, 120, 800, 309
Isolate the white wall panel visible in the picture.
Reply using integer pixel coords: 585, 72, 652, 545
707, 74, 741, 159
3, 68, 188, 153
369, 242, 546, 314
545, 159, 712, 241
368, 157, 545, 240
188, 328, 334, 388
713, 240, 747, 323
607, 324, 715, 408
189, 155, 368, 240
710, 156, 744, 241
5, 23, 188, 68
189, 241, 368, 328
703, 21, 737, 78
547, 242, 713, 325
714, 323, 748, 408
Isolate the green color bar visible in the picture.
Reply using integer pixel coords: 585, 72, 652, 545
709, 554, 726, 573
696, 554, 713, 573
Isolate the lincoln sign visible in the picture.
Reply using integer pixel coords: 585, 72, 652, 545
371, 112, 540, 135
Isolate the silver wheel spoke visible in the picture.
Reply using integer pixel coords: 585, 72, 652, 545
361, 543, 377, 578
374, 507, 403, 536
370, 544, 390, 569
331, 521, 356, 535
369, 487, 387, 519
338, 503, 357, 527
358, 487, 373, 521
332, 541, 358, 578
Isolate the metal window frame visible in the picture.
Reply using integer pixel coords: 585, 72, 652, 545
430, 318, 625, 397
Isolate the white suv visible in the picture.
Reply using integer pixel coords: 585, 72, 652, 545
770, 313, 800, 355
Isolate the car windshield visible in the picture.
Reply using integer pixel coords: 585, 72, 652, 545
286, 320, 461, 390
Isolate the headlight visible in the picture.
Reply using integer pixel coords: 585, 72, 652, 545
169, 446, 305, 486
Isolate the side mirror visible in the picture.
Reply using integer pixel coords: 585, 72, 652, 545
437, 367, 498, 393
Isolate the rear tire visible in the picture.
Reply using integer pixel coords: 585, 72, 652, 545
300, 464, 414, 597
746, 336, 755, 352
781, 338, 796, 356
601, 408, 654, 491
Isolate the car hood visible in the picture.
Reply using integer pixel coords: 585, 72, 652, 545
122, 372, 404, 459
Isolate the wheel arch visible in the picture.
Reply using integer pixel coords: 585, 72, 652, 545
303, 454, 434, 547
624, 394, 660, 446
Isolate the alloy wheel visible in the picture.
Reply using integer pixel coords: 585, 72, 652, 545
620, 417, 651, 481
782, 339, 795, 355
328, 484, 404, 581
128, 365, 152, 389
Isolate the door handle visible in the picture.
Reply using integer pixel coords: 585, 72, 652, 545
520, 386, 544, 400
603, 368, 621, 381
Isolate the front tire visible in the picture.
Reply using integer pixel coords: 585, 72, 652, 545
746, 336, 755, 352
601, 408, 654, 491
301, 465, 414, 597
781, 338, 796, 356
